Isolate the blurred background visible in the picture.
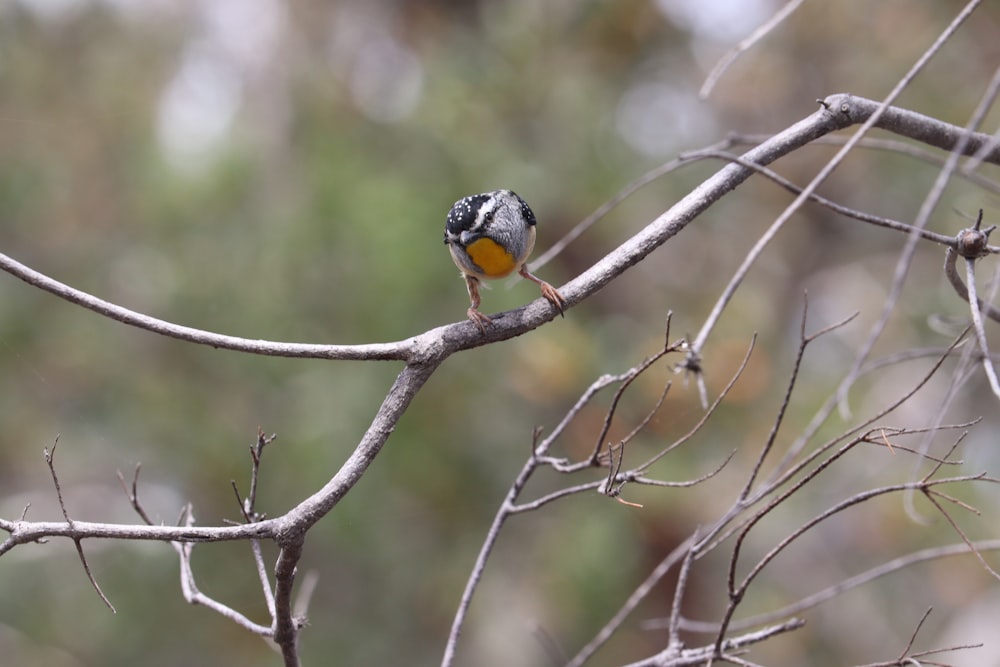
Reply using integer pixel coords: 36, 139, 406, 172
1, 1, 1000, 665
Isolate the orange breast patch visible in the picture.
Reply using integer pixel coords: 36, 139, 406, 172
465, 237, 518, 278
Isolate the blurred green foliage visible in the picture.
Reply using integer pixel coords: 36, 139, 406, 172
1, 1, 999, 666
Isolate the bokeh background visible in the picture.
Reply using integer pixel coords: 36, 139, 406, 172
1, 1, 1000, 665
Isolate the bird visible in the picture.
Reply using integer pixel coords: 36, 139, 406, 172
444, 189, 565, 332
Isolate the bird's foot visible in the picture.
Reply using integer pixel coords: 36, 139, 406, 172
467, 307, 493, 334
538, 281, 565, 317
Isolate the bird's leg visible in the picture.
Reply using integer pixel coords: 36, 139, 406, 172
464, 274, 492, 333
518, 265, 565, 317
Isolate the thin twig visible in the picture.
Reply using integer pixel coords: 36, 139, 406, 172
964, 257, 1000, 397
636, 336, 756, 472
588, 339, 678, 465
755, 333, 968, 514
689, 0, 984, 365
699, 0, 807, 98
0, 250, 412, 361
709, 338, 972, 652
668, 535, 699, 652
240, 428, 278, 618
116, 464, 155, 525
898, 608, 934, 661
292, 569, 320, 626
629, 451, 735, 488
246, 427, 276, 518
847, 607, 984, 667
740, 301, 857, 502
620, 618, 805, 667
714, 473, 993, 657
691, 149, 980, 250
508, 479, 604, 513
442, 427, 548, 666
44, 436, 117, 613
118, 461, 276, 637
835, 47, 998, 418
669, 539, 1000, 634
727, 132, 1000, 192
943, 249, 1000, 323
565, 538, 695, 667
923, 489, 1000, 582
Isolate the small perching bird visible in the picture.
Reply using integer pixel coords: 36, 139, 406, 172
444, 189, 565, 332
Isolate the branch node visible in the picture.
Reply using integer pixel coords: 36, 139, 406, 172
956, 229, 992, 260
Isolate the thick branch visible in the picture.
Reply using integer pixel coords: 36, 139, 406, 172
0, 517, 274, 555
837, 94, 1000, 162
275, 360, 440, 538
2, 98, 995, 370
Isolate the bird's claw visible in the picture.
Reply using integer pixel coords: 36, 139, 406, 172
467, 307, 493, 334
539, 282, 565, 318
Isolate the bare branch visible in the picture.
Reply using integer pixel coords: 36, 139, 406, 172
630, 450, 736, 489
740, 301, 856, 502
756, 332, 968, 512
44, 437, 116, 613
175, 530, 272, 636
620, 618, 805, 667
668, 536, 698, 652
587, 340, 676, 465
670, 540, 1000, 634
846, 608, 983, 667
243, 427, 276, 519
0, 515, 274, 545
273, 540, 304, 667
943, 222, 1000, 323
963, 253, 1000, 398
689, 149, 982, 251
637, 335, 755, 472
442, 434, 540, 666
835, 52, 1000, 418
692, 5, 985, 360
566, 538, 695, 667
923, 488, 1000, 583
726, 133, 1000, 194
699, 0, 807, 99
900, 608, 935, 662
116, 464, 155, 526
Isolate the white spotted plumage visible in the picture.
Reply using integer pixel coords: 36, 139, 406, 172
443, 190, 565, 332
